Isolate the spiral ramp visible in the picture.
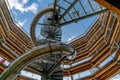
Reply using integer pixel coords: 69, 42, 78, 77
0, 0, 120, 80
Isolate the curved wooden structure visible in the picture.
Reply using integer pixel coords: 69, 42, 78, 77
0, 0, 120, 80
95, 0, 120, 14
64, 11, 120, 79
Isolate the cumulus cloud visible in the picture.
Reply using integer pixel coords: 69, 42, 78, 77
26, 3, 38, 13
8, 0, 38, 14
16, 19, 27, 27
22, 0, 29, 4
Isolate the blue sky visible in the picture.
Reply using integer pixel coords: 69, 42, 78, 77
5, 0, 120, 80
7, 0, 97, 42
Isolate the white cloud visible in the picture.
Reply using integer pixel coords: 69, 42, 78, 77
27, 3, 38, 13
22, 0, 29, 4
8, 0, 38, 14
16, 19, 27, 27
